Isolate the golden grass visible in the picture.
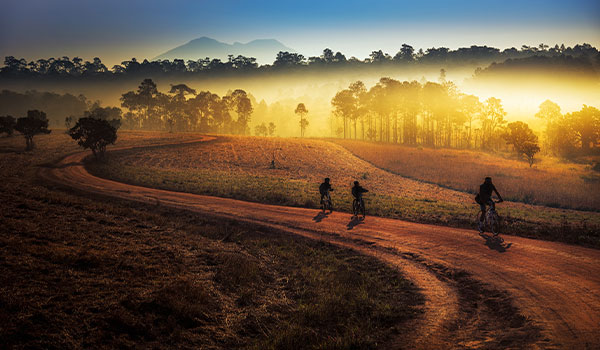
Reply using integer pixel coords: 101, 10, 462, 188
0, 131, 424, 349
332, 139, 600, 211
88, 135, 600, 246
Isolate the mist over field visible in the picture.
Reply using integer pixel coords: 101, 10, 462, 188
1, 43, 599, 137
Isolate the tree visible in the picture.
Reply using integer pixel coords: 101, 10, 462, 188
254, 123, 268, 136
480, 97, 507, 149
120, 79, 159, 129
268, 122, 276, 136
331, 89, 355, 139
189, 91, 220, 132
295, 103, 309, 137
567, 105, 600, 151
167, 84, 197, 132
274, 51, 305, 66
393, 44, 415, 62
169, 83, 196, 97
460, 94, 482, 148
535, 100, 562, 153
322, 48, 334, 63
68, 117, 119, 159
15, 110, 51, 150
0, 115, 16, 136
226, 89, 253, 134
503, 121, 540, 167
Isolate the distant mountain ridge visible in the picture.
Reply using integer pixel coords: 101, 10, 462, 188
153, 37, 294, 64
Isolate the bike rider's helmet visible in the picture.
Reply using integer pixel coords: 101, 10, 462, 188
324, 177, 330, 183
485, 177, 492, 183
354, 181, 359, 186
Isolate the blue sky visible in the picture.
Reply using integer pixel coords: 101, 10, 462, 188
1, 0, 599, 65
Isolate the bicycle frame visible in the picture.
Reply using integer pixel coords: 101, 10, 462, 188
352, 197, 366, 218
482, 205, 500, 235
321, 191, 332, 212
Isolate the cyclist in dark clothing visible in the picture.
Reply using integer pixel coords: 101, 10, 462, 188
351, 181, 369, 218
319, 178, 334, 204
351, 181, 369, 200
477, 177, 503, 232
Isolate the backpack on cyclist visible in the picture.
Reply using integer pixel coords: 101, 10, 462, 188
474, 193, 482, 204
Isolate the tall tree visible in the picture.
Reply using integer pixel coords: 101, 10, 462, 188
120, 79, 160, 129
226, 90, 253, 134
535, 100, 562, 154
400, 81, 421, 145
331, 89, 355, 139
168, 83, 197, 131
295, 103, 309, 137
480, 97, 507, 149
460, 94, 482, 148
349, 81, 367, 140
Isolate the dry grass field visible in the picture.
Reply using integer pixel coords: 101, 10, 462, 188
333, 139, 600, 211
0, 132, 423, 349
88, 135, 600, 247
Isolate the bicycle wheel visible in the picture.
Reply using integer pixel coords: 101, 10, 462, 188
489, 212, 500, 235
352, 199, 359, 216
360, 200, 366, 218
474, 211, 484, 232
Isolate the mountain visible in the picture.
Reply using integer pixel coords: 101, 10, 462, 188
153, 37, 294, 64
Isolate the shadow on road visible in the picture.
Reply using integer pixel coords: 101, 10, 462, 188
480, 233, 512, 253
313, 211, 329, 222
347, 217, 365, 230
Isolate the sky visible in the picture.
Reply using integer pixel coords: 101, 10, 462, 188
1, 0, 599, 66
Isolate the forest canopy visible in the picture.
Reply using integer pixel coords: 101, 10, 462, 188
1, 43, 598, 79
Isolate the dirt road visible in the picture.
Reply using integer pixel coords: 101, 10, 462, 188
39, 140, 600, 349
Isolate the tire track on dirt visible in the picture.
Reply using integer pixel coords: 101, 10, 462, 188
38, 138, 600, 349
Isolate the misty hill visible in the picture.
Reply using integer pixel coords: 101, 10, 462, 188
153, 37, 294, 64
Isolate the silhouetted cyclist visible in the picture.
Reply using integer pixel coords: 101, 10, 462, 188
319, 177, 334, 205
476, 177, 503, 233
352, 181, 369, 218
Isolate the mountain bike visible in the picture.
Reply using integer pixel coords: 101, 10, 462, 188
478, 200, 501, 235
352, 197, 366, 219
321, 191, 333, 213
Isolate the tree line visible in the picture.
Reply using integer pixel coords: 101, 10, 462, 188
330, 77, 599, 164
119, 79, 254, 134
535, 101, 600, 157
1, 43, 597, 78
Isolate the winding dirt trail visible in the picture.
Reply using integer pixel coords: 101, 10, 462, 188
39, 138, 600, 349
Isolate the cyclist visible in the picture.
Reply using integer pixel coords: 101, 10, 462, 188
319, 177, 334, 207
476, 177, 503, 233
351, 181, 369, 217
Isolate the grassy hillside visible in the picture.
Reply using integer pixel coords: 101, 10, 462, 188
87, 135, 600, 247
0, 132, 423, 349
332, 139, 600, 211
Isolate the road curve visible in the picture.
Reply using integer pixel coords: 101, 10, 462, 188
39, 140, 600, 349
